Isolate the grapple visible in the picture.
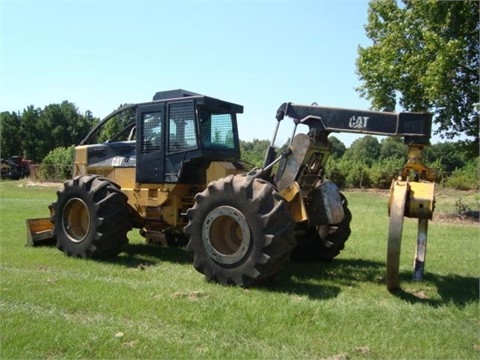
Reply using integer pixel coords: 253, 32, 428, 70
386, 144, 435, 291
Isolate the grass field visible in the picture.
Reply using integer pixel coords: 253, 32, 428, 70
0, 180, 478, 359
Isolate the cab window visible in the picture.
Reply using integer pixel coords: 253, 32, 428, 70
141, 112, 162, 153
168, 102, 197, 153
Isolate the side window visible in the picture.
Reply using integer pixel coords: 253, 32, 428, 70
168, 102, 197, 153
141, 111, 162, 153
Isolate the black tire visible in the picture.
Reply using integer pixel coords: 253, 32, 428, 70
51, 175, 132, 259
291, 194, 352, 261
184, 174, 295, 287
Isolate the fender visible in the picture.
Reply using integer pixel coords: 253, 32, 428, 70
307, 181, 345, 226
280, 180, 344, 226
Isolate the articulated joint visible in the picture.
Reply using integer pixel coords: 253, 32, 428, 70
401, 144, 436, 182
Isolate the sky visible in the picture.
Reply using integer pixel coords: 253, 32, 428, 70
1, 0, 378, 146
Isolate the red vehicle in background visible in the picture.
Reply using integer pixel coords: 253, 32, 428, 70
1, 156, 31, 179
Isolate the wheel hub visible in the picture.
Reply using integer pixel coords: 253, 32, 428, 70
62, 197, 90, 243
202, 206, 251, 265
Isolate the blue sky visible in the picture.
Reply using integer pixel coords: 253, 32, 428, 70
1, 0, 375, 146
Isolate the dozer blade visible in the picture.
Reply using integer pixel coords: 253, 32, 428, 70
26, 218, 55, 246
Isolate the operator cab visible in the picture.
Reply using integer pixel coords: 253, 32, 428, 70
79, 90, 243, 184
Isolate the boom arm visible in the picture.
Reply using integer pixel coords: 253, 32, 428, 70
276, 102, 432, 144
271, 102, 436, 290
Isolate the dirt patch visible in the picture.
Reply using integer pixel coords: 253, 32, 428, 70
22, 180, 63, 188
433, 211, 479, 226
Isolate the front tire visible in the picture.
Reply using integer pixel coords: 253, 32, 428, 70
52, 175, 132, 258
184, 175, 295, 287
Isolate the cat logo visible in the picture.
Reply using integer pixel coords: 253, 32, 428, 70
349, 116, 369, 129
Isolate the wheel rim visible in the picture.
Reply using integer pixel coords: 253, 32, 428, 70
62, 197, 91, 243
202, 206, 251, 265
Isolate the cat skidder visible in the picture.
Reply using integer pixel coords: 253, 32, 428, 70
27, 90, 435, 290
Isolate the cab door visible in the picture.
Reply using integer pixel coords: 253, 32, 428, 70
136, 104, 165, 183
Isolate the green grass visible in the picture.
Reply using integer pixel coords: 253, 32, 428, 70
1, 180, 479, 359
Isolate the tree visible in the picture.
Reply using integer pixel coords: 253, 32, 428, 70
240, 139, 270, 167
379, 137, 407, 161
26, 101, 96, 162
344, 135, 380, 166
423, 141, 467, 174
59, 101, 92, 145
36, 103, 66, 159
225, 130, 234, 148
356, 0, 479, 151
328, 136, 346, 159
21, 105, 42, 162
95, 104, 135, 143
0, 111, 23, 158
12, 102, 97, 163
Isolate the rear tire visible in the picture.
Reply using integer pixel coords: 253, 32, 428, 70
184, 175, 295, 287
291, 194, 352, 261
52, 175, 132, 258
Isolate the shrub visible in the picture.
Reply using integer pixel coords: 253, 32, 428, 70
38, 146, 75, 181
335, 159, 370, 188
369, 158, 404, 189
445, 157, 479, 190
324, 157, 347, 188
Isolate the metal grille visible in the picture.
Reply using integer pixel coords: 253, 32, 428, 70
168, 102, 197, 152
141, 112, 162, 153
201, 113, 235, 149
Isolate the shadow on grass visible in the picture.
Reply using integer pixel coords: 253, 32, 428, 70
270, 258, 478, 307
252, 263, 341, 301
263, 258, 383, 300
392, 271, 479, 308
98, 243, 192, 268
72, 240, 478, 306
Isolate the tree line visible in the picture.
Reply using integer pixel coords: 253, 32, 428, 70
0, 102, 477, 190
1, 101, 99, 163
240, 137, 479, 190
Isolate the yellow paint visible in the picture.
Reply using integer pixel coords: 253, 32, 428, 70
388, 180, 435, 219
280, 182, 308, 222
406, 181, 435, 219
73, 146, 88, 176
206, 161, 244, 184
